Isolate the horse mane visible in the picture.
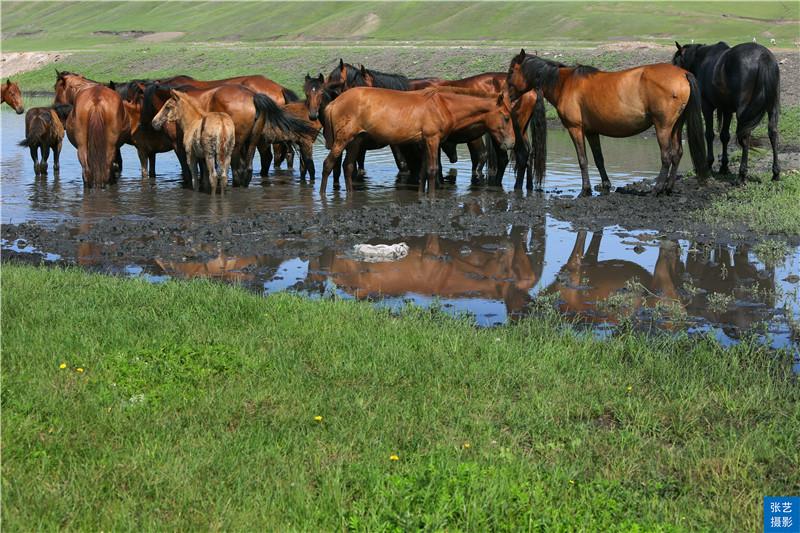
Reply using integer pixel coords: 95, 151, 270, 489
519, 55, 564, 91
363, 67, 409, 90
573, 65, 599, 77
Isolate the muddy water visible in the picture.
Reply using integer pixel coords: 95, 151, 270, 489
2, 108, 798, 350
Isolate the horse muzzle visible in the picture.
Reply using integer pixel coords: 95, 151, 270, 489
16, 107, 24, 115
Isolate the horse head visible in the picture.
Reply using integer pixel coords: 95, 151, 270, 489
2, 79, 24, 114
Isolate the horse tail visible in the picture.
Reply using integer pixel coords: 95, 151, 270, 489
87, 105, 109, 183
19, 111, 51, 147
531, 88, 547, 186
254, 93, 317, 141
736, 54, 780, 138
282, 87, 300, 103
684, 73, 709, 180
323, 105, 335, 150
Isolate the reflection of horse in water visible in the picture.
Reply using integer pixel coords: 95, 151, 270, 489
546, 230, 775, 335
308, 225, 545, 316
155, 253, 282, 282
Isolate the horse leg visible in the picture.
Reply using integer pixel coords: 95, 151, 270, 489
736, 129, 751, 185
333, 153, 343, 186
321, 141, 347, 194
355, 145, 367, 180
391, 144, 409, 175
767, 105, 780, 181
489, 138, 509, 186
567, 127, 592, 196
53, 140, 62, 173
273, 143, 286, 169
206, 152, 218, 195
137, 148, 148, 180
702, 102, 715, 172
666, 128, 684, 194
652, 126, 673, 196
188, 151, 200, 192
176, 143, 191, 187
114, 147, 123, 178
513, 130, 530, 190
29, 145, 39, 175
586, 133, 611, 191
148, 153, 157, 178
259, 140, 273, 177
286, 143, 295, 168
467, 138, 486, 183
41, 144, 51, 174
424, 138, 441, 194
77, 146, 90, 187
718, 111, 733, 175
343, 138, 363, 192
301, 142, 315, 180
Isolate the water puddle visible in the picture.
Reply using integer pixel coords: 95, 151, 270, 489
2, 108, 798, 351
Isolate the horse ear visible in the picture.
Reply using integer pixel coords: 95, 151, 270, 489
5, 79, 10, 86
305, 73, 311, 81
360, 64, 367, 75
318, 73, 324, 82
109, 81, 116, 89
496, 92, 505, 106
675, 41, 682, 51
520, 48, 526, 56
339, 58, 344, 68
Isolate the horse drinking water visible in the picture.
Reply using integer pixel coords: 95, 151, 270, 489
506, 50, 709, 195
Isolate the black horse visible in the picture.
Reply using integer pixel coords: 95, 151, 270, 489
673, 41, 780, 183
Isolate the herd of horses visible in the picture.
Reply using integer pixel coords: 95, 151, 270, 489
4, 40, 781, 197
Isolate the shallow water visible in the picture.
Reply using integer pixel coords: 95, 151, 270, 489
2, 108, 798, 350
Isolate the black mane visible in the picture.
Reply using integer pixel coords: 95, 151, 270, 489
519, 55, 599, 89
329, 62, 410, 91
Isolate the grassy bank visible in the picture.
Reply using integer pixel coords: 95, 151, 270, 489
3, 1, 796, 51
3, 264, 798, 530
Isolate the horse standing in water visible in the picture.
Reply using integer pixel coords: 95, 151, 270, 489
152, 90, 235, 194
320, 86, 515, 194
1, 79, 25, 114
673, 42, 781, 183
506, 50, 709, 195
54, 71, 130, 187
19, 105, 68, 176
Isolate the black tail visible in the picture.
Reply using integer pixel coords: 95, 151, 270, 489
254, 93, 317, 141
736, 54, 780, 138
282, 87, 300, 103
684, 73, 709, 180
531, 88, 547, 186
485, 132, 497, 176
19, 111, 51, 147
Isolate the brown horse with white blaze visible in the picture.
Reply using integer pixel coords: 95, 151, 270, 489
2, 79, 25, 114
506, 50, 708, 195
321, 86, 515, 194
54, 72, 130, 187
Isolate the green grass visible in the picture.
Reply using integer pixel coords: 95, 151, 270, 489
2, 2, 797, 51
754, 105, 800, 146
2, 264, 798, 530
699, 169, 800, 236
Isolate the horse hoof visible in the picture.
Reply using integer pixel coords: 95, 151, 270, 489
579, 189, 593, 198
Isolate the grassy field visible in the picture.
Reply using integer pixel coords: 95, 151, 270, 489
3, 264, 799, 530
3, 1, 797, 51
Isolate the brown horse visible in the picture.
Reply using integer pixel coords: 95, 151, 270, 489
1, 79, 24, 114
55, 72, 130, 187
152, 90, 235, 194
256, 101, 321, 180
321, 86, 515, 193
19, 106, 66, 175
122, 100, 174, 179
506, 50, 709, 195
142, 74, 298, 177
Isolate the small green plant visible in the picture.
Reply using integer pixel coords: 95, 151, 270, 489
707, 292, 734, 314
754, 239, 790, 268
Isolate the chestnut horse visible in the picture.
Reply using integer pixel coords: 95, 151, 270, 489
54, 72, 130, 187
141, 74, 298, 177
321, 86, 515, 193
19, 106, 66, 176
152, 90, 235, 194
2, 79, 24, 114
506, 50, 709, 195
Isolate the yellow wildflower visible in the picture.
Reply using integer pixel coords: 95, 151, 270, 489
76, 367, 84, 373
626, 385, 633, 393
59, 362, 67, 369
462, 442, 471, 449
569, 480, 575, 485
314, 416, 323, 422
389, 454, 399, 461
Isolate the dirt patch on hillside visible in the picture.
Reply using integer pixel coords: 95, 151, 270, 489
351, 13, 381, 38
137, 31, 185, 43
0, 52, 69, 78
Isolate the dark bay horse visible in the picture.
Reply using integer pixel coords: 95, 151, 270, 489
54, 72, 130, 187
320, 86, 515, 193
256, 101, 321, 180
121, 99, 174, 179
507, 50, 708, 195
2, 79, 25, 114
673, 41, 780, 182
19, 106, 67, 175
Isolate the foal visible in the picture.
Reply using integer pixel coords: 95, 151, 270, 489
19, 106, 68, 175
152, 90, 235, 194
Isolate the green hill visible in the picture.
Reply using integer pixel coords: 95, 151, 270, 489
3, 1, 798, 51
